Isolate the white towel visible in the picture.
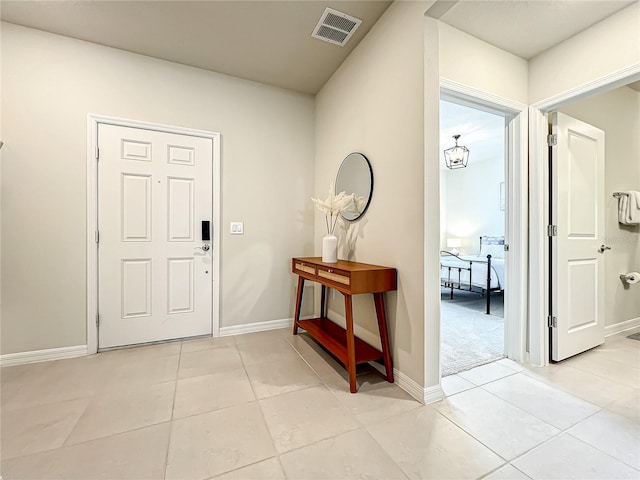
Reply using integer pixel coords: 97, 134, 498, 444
618, 191, 640, 225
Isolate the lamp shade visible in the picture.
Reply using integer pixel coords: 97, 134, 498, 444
447, 238, 462, 248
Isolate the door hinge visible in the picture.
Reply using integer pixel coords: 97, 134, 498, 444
547, 225, 557, 237
96, 313, 100, 327
504, 244, 510, 252
95, 146, 100, 160
547, 315, 557, 328
547, 134, 557, 146
95, 230, 100, 243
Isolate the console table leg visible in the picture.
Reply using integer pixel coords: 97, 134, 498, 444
320, 285, 327, 319
293, 277, 305, 335
374, 292, 394, 383
344, 293, 358, 393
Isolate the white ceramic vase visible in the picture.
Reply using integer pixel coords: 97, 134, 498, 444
322, 233, 338, 263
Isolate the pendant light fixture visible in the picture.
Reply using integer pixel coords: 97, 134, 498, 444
444, 134, 469, 169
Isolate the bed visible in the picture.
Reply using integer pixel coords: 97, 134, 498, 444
440, 236, 505, 314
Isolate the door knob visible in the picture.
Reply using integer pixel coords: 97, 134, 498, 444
195, 244, 210, 252
598, 245, 611, 253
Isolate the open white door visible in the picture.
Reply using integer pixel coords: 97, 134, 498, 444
550, 112, 605, 361
98, 124, 213, 349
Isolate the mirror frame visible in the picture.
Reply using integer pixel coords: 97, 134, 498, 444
335, 152, 374, 222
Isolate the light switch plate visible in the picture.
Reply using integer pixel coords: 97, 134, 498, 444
230, 222, 244, 235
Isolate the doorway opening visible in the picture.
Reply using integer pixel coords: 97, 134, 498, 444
547, 84, 640, 362
528, 69, 640, 367
86, 115, 221, 354
439, 99, 507, 376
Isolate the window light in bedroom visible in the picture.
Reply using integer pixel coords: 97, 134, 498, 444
444, 134, 470, 169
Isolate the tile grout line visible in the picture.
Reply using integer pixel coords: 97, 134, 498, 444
163, 340, 183, 480
235, 333, 287, 479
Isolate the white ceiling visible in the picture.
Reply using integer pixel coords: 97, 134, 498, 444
428, 0, 636, 59
0, 0, 392, 95
440, 100, 504, 171
1, 1, 635, 95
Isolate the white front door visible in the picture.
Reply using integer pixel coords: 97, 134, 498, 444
550, 112, 605, 361
98, 124, 213, 349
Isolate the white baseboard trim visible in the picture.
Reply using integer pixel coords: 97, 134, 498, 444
393, 368, 426, 404
219, 317, 294, 337
0, 345, 88, 367
605, 317, 640, 337
423, 383, 445, 405
369, 363, 444, 405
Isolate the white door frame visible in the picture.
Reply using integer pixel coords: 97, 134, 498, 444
528, 64, 640, 366
86, 114, 221, 354
440, 78, 529, 363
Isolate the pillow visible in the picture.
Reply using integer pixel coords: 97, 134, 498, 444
481, 244, 504, 259
481, 236, 505, 259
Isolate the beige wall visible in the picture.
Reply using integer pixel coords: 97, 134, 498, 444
529, 2, 640, 104
315, 3, 529, 389
560, 86, 640, 327
439, 23, 529, 104
315, 1, 431, 387
1, 23, 315, 354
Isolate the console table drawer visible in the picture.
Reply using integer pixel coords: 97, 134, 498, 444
317, 266, 350, 286
293, 261, 316, 276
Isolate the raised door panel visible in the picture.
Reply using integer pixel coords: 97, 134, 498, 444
121, 174, 152, 242
167, 177, 194, 242
168, 258, 194, 314
121, 259, 152, 318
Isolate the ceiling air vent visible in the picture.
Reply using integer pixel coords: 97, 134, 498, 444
311, 7, 362, 47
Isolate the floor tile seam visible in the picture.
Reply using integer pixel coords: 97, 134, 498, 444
475, 462, 531, 480
273, 422, 362, 457
180, 343, 236, 355
2, 399, 91, 462
471, 386, 564, 437
603, 401, 640, 423
237, 338, 281, 459
427, 405, 512, 463
175, 364, 250, 384
0, 393, 96, 416
172, 398, 262, 422
502, 424, 636, 472
355, 399, 424, 429
477, 374, 604, 429
50, 397, 94, 451
564, 360, 640, 387
200, 454, 282, 480
350, 425, 413, 480
238, 351, 301, 369
7, 419, 174, 462
564, 428, 640, 471
518, 367, 633, 408
164, 345, 183, 480
458, 368, 520, 387
522, 367, 622, 408
237, 342, 322, 404
243, 351, 320, 373
293, 365, 370, 429
294, 350, 349, 396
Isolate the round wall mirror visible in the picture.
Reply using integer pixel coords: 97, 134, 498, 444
335, 152, 373, 221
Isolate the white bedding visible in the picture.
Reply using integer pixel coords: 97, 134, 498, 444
440, 254, 504, 290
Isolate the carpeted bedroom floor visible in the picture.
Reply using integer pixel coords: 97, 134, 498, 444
441, 289, 505, 377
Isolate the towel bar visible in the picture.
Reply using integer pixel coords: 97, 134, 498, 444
613, 192, 630, 197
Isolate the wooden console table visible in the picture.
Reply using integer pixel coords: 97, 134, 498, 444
291, 257, 397, 393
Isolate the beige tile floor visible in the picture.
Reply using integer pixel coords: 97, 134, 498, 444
1, 327, 639, 480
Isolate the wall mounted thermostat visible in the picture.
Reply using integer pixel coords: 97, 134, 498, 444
230, 222, 244, 235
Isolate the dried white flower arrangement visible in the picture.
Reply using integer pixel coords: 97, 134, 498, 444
311, 185, 356, 234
